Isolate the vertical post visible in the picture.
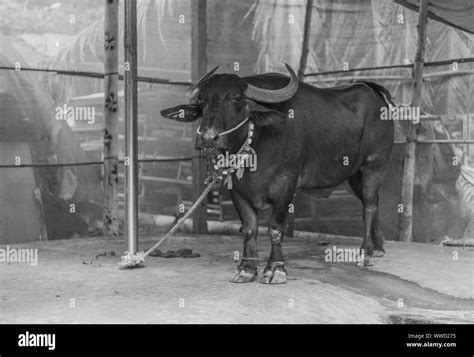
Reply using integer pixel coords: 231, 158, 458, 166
124, 0, 139, 253
191, 0, 208, 234
297, 0, 313, 81
397, 0, 429, 242
288, 0, 314, 238
103, 0, 119, 239
466, 66, 472, 157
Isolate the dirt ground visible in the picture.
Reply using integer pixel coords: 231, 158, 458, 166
0, 233, 473, 324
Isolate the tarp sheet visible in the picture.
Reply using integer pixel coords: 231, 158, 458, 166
0, 34, 104, 240
394, 0, 474, 34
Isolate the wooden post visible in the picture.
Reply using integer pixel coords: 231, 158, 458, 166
190, 0, 208, 234
466, 64, 472, 157
297, 0, 313, 81
103, 0, 119, 239
397, 0, 429, 242
124, 0, 139, 253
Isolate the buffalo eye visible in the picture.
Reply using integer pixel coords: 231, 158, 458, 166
233, 94, 243, 102
196, 96, 205, 106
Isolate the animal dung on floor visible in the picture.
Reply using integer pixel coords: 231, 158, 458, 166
148, 248, 200, 258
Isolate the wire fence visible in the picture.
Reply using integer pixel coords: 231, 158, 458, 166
0, 66, 191, 86
0, 156, 200, 169
0, 57, 472, 171
303, 57, 474, 77
1, 56, 473, 81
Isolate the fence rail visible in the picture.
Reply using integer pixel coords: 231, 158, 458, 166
0, 66, 190, 86
0, 59, 472, 171
1, 56, 473, 83
303, 57, 474, 78
0, 155, 200, 169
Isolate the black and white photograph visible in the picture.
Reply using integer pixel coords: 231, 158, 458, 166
0, 0, 473, 353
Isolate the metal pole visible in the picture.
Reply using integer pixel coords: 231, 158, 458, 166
124, 0, 138, 253
103, 0, 119, 239
191, 0, 209, 234
289, 0, 314, 238
397, 0, 429, 242
297, 0, 313, 81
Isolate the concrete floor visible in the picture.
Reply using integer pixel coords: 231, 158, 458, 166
0, 233, 473, 324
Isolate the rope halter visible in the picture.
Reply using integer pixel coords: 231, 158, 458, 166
196, 116, 250, 137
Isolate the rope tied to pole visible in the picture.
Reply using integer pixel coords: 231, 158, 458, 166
119, 120, 256, 269
118, 178, 217, 269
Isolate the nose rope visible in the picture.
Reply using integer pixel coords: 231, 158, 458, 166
196, 116, 249, 137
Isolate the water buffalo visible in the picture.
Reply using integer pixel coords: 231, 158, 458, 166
161, 64, 394, 284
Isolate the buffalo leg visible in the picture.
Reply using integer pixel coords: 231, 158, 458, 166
229, 188, 259, 283
348, 171, 385, 257
359, 164, 385, 266
261, 177, 295, 284
371, 209, 385, 255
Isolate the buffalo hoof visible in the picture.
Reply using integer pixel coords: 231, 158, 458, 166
357, 256, 374, 267
373, 250, 385, 258
230, 269, 257, 283
260, 266, 287, 284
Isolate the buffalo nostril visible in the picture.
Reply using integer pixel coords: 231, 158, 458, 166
201, 130, 219, 142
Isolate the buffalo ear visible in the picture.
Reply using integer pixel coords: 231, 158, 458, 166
160, 104, 201, 122
246, 100, 287, 126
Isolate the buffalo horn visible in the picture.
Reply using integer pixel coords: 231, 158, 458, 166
244, 63, 298, 103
